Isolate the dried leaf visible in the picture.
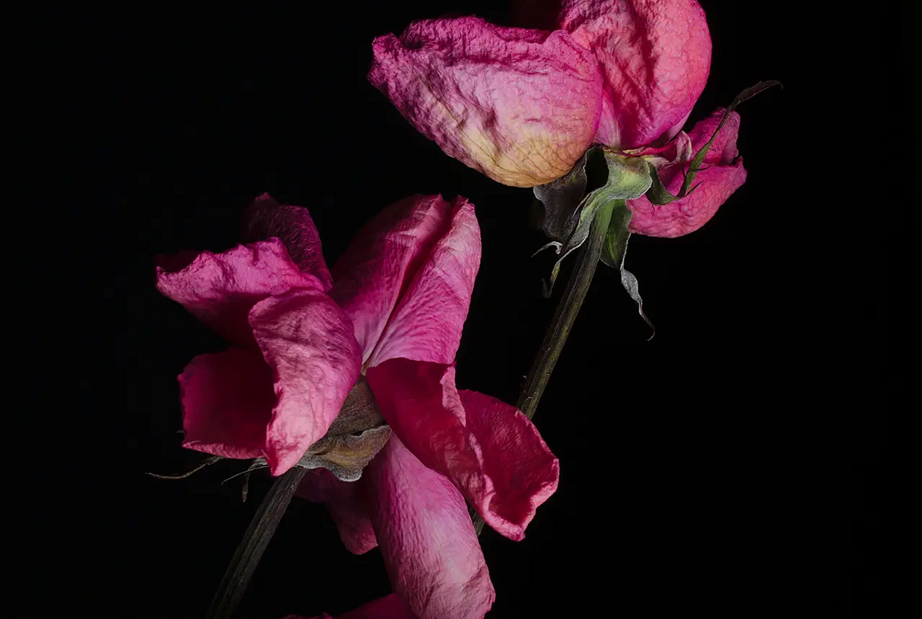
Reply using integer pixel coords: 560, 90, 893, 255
295, 377, 391, 482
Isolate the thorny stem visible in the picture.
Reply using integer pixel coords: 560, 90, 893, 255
472, 200, 614, 535
205, 466, 307, 619
205, 201, 614, 614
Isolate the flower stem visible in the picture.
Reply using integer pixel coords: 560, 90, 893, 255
472, 198, 616, 536
205, 466, 307, 619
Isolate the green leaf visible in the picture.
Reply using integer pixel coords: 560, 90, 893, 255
601, 200, 631, 268
644, 161, 678, 206
600, 203, 656, 339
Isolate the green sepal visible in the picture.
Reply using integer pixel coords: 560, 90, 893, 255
600, 202, 656, 339
539, 150, 653, 297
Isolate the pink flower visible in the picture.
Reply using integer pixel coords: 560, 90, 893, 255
369, 0, 746, 237
157, 193, 559, 619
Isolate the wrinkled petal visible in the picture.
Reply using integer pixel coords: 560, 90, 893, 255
686, 108, 741, 166
284, 593, 416, 619
627, 160, 746, 237
249, 289, 362, 475
297, 469, 377, 554
366, 435, 494, 619
367, 199, 480, 368
156, 239, 322, 348
560, 0, 712, 149
627, 108, 745, 237
178, 348, 275, 459
330, 195, 476, 366
366, 359, 559, 541
370, 17, 603, 187
241, 193, 333, 291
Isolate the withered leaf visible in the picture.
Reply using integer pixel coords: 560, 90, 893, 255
296, 376, 391, 482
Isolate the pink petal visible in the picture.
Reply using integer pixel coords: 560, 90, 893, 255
283, 593, 416, 619
249, 289, 362, 475
627, 108, 746, 237
329, 195, 467, 365
178, 348, 274, 460
686, 108, 741, 166
367, 198, 480, 368
241, 193, 333, 291
366, 436, 494, 619
560, 0, 712, 149
369, 17, 603, 187
156, 239, 322, 348
296, 469, 377, 555
366, 359, 559, 541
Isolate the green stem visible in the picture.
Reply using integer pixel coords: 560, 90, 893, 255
472, 199, 615, 536
205, 466, 307, 619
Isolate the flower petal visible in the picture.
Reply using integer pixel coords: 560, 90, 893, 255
241, 193, 333, 291
283, 593, 416, 619
330, 195, 480, 368
366, 435, 494, 619
329, 195, 454, 363
296, 469, 377, 555
367, 198, 480, 368
366, 359, 559, 541
627, 161, 746, 237
627, 108, 746, 237
249, 289, 362, 475
686, 108, 741, 166
156, 239, 322, 348
370, 17, 603, 187
560, 0, 712, 149
178, 348, 274, 460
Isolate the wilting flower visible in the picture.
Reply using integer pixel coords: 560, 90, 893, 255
157, 193, 559, 619
370, 0, 748, 238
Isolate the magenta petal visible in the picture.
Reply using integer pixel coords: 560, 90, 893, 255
330, 195, 456, 363
628, 108, 746, 237
296, 469, 377, 555
686, 108, 741, 166
367, 436, 494, 619
628, 161, 746, 237
366, 359, 559, 541
156, 239, 322, 348
249, 289, 362, 475
283, 593, 416, 619
369, 17, 602, 187
179, 348, 274, 460
560, 0, 712, 149
367, 198, 480, 368
241, 193, 333, 291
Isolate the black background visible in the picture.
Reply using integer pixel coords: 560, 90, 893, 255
18, 0, 905, 617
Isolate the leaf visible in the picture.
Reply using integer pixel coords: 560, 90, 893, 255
295, 376, 392, 482
540, 151, 652, 297
600, 201, 631, 268
600, 204, 656, 339
532, 150, 590, 242
646, 80, 782, 205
